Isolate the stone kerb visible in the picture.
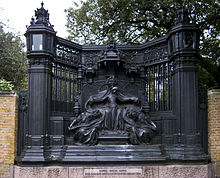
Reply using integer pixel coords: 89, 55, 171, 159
0, 91, 18, 178
208, 89, 220, 177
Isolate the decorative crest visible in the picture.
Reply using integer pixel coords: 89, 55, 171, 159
99, 34, 122, 64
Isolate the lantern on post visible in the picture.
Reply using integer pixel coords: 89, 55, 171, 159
168, 7, 199, 56
25, 2, 56, 55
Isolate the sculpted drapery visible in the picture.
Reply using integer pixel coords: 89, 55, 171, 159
69, 84, 156, 145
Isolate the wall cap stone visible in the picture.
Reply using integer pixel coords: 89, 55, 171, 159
208, 89, 220, 95
0, 91, 18, 97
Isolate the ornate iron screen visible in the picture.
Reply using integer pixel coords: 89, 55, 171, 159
144, 43, 173, 112
51, 39, 173, 115
17, 3, 208, 164
51, 40, 80, 113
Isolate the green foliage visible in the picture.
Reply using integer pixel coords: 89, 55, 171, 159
0, 24, 28, 91
66, 0, 220, 44
66, 0, 182, 44
0, 78, 14, 91
66, 0, 220, 89
199, 38, 220, 89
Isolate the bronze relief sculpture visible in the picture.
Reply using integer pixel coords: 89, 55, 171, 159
69, 77, 156, 145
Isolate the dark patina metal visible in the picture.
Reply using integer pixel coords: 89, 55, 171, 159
68, 75, 156, 145
17, 4, 209, 165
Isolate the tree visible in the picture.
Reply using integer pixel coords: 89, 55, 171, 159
66, 0, 181, 44
65, 0, 220, 88
0, 78, 14, 91
0, 23, 28, 91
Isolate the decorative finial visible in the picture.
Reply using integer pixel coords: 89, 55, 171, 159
107, 33, 116, 49
34, 2, 50, 26
175, 7, 190, 25
30, 16, 35, 25
110, 33, 113, 41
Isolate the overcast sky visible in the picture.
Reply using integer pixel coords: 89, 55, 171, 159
0, 0, 79, 41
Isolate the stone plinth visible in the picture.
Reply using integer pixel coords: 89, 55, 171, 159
13, 164, 214, 178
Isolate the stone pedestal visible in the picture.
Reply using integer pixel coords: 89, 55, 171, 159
13, 164, 214, 178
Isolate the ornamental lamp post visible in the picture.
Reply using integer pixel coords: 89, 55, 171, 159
167, 7, 200, 146
22, 2, 56, 162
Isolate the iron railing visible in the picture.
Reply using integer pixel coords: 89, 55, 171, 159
51, 41, 81, 114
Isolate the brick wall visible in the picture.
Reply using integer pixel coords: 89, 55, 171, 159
208, 89, 220, 177
0, 92, 18, 178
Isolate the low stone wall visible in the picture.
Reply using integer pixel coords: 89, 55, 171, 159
0, 92, 18, 178
208, 89, 220, 177
13, 165, 214, 178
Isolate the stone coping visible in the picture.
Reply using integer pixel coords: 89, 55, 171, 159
208, 89, 220, 95
0, 91, 18, 97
